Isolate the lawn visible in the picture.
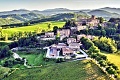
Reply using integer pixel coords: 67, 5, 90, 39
2, 21, 65, 37
17, 52, 44, 66
4, 60, 110, 80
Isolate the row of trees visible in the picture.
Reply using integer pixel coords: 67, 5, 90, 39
93, 37, 117, 53
80, 36, 117, 53
0, 31, 36, 41
80, 37, 94, 50
3, 58, 24, 67
90, 52, 119, 78
0, 22, 53, 41
79, 28, 117, 37
0, 45, 11, 59
81, 37, 119, 78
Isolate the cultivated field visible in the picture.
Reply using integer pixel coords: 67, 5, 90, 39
2, 21, 65, 37
4, 60, 110, 80
101, 50, 120, 70
101, 50, 120, 78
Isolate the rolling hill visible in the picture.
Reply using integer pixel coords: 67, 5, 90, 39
88, 9, 120, 20
0, 9, 30, 16
100, 7, 120, 15
0, 18, 21, 25
0, 13, 44, 22
3, 60, 110, 80
1, 7, 120, 25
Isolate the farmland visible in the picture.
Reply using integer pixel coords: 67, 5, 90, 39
4, 60, 110, 80
101, 50, 120, 70
100, 50, 120, 78
102, 50, 120, 70
2, 21, 65, 37
0, 66, 10, 79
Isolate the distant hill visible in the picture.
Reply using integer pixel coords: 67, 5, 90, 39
0, 9, 30, 15
33, 8, 79, 15
0, 8, 79, 16
29, 12, 89, 24
88, 9, 120, 20
0, 18, 21, 25
0, 13, 44, 24
1, 7, 120, 25
100, 7, 120, 15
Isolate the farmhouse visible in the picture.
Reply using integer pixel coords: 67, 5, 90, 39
62, 47, 74, 56
57, 29, 70, 37
45, 32, 54, 37
51, 43, 67, 49
69, 43, 82, 50
77, 34, 95, 41
49, 47, 58, 57
77, 15, 99, 27
77, 25, 87, 31
40, 32, 56, 40
67, 38, 76, 44
77, 34, 86, 41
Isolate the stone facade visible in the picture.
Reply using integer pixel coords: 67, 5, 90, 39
62, 47, 74, 56
69, 43, 82, 50
67, 38, 76, 44
40, 32, 55, 40
57, 29, 70, 37
45, 32, 54, 37
77, 15, 99, 28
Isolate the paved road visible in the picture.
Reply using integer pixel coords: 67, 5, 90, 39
79, 49, 88, 58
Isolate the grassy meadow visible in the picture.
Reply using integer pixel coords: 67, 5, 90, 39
101, 50, 120, 78
4, 60, 110, 80
18, 52, 45, 66
101, 50, 120, 70
2, 21, 65, 37
0, 66, 10, 79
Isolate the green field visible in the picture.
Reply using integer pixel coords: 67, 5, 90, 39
0, 66, 10, 79
16, 50, 54, 66
2, 21, 65, 37
18, 53, 45, 66
4, 60, 110, 80
101, 50, 120, 70
101, 50, 120, 78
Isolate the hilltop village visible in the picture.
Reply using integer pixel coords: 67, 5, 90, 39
1, 14, 120, 80
35, 15, 99, 60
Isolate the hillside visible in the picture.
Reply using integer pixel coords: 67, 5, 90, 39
4, 60, 110, 80
88, 9, 120, 20
0, 8, 78, 16
0, 66, 10, 79
88, 9, 120, 17
0, 13, 45, 24
0, 9, 30, 15
100, 7, 120, 15
1, 7, 120, 25
0, 18, 21, 25
1, 7, 120, 27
